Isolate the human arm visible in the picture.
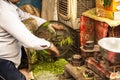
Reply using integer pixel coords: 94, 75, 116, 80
17, 6, 64, 30
0, 10, 59, 56
17, 8, 47, 26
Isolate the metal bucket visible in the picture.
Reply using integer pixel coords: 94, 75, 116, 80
98, 37, 120, 64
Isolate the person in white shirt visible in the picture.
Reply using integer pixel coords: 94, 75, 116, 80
0, 0, 60, 80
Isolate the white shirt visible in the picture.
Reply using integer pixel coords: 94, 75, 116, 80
0, 0, 51, 67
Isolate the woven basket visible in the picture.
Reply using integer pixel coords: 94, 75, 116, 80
77, 0, 96, 17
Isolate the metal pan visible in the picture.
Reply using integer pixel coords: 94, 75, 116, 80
98, 37, 120, 64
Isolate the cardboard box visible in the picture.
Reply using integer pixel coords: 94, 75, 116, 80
96, 0, 120, 20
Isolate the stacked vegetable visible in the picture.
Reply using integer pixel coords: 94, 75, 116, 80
33, 59, 68, 76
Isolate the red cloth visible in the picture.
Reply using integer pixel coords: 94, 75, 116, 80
80, 16, 109, 46
95, 21, 108, 41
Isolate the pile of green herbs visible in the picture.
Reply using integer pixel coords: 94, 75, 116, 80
32, 58, 68, 76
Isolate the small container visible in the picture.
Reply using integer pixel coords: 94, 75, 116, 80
83, 41, 94, 50
70, 54, 83, 66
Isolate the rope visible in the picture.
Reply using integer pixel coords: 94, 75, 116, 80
0, 75, 6, 80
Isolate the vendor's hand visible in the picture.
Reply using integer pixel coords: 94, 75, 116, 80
48, 43, 60, 57
52, 24, 64, 30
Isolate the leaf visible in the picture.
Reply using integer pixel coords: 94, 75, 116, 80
42, 21, 50, 27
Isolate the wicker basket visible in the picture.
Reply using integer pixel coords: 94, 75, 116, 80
77, 0, 96, 17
